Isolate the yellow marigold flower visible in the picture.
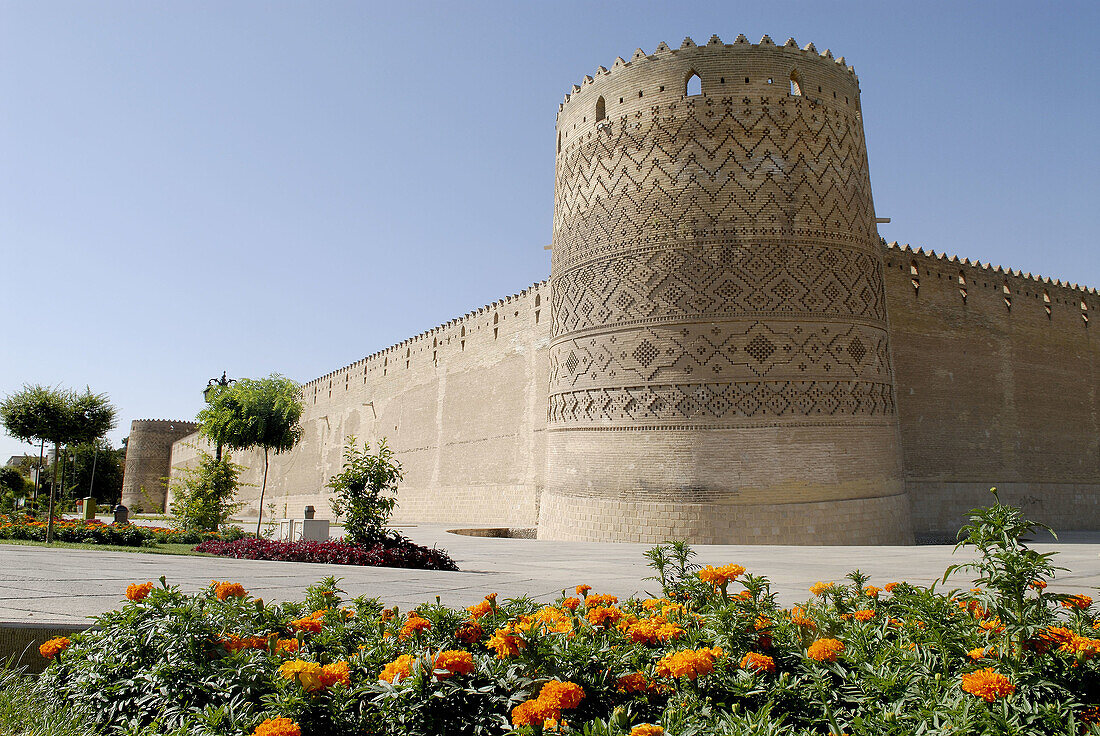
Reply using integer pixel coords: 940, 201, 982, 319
655, 647, 723, 679
466, 600, 493, 619
852, 609, 876, 622
487, 625, 524, 658
630, 725, 665, 736
642, 598, 663, 611
1062, 594, 1093, 610
960, 668, 1016, 702
532, 606, 575, 634
379, 654, 415, 683
39, 636, 70, 659
968, 646, 995, 661
810, 581, 835, 597
252, 717, 301, 736
320, 661, 350, 688
279, 660, 324, 692
863, 585, 880, 597
126, 581, 154, 602
539, 680, 585, 711
754, 616, 772, 631
434, 649, 475, 678
400, 614, 432, 640
807, 638, 845, 662
979, 617, 1004, 633
739, 652, 776, 673
212, 581, 247, 601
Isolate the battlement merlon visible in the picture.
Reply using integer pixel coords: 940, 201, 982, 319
884, 242, 1098, 299
556, 35, 860, 126
301, 280, 549, 389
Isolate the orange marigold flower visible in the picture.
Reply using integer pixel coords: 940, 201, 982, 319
810, 581, 835, 597
532, 606, 575, 634
456, 619, 483, 645
968, 646, 995, 660
561, 597, 581, 611
539, 680, 585, 711
1062, 594, 1093, 610
1029, 579, 1048, 591
807, 638, 845, 663
789, 606, 816, 630
467, 600, 493, 620
655, 647, 724, 679
212, 581, 247, 601
616, 672, 650, 693
126, 581, 154, 602
754, 616, 772, 631
39, 636, 70, 659
434, 649, 475, 678
252, 717, 301, 736
289, 616, 322, 633
379, 654, 415, 683
863, 585, 880, 598
512, 699, 546, 727
960, 668, 1016, 702
279, 660, 324, 692
739, 652, 776, 673
630, 726, 664, 736
626, 616, 684, 645
320, 661, 350, 688
586, 605, 624, 628
400, 614, 432, 640
487, 625, 524, 658
697, 564, 745, 587
852, 609, 876, 622
884, 582, 900, 593
585, 593, 618, 608
575, 584, 592, 597
275, 638, 299, 654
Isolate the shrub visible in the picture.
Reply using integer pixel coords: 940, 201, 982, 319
30, 493, 1100, 735
0, 513, 240, 546
168, 448, 246, 532
326, 436, 402, 545
194, 534, 457, 571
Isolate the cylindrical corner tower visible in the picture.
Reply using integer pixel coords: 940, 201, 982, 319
541, 34, 913, 544
121, 419, 199, 512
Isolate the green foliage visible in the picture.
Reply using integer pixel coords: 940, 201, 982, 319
327, 436, 401, 545
0, 467, 30, 511
28, 493, 1100, 736
168, 448, 246, 532
197, 375, 303, 457
0, 384, 72, 445
0, 664, 93, 736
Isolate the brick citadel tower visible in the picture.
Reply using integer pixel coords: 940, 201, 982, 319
154, 36, 1098, 544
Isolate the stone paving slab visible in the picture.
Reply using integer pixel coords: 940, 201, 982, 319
0, 525, 1097, 627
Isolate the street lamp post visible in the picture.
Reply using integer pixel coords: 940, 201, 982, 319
203, 372, 234, 463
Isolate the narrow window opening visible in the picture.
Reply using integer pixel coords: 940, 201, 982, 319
745, 77, 750, 83
461, 340, 465, 351
535, 310, 540, 324
638, 90, 643, 98
1044, 290, 1052, 320
789, 70, 802, 96
659, 85, 664, 92
433, 351, 437, 365
1083, 300, 1090, 326
958, 272, 967, 303
556, 131, 561, 153
494, 328, 499, 339
909, 261, 919, 293
833, 91, 837, 98
720, 77, 725, 84
595, 96, 605, 121
535, 294, 541, 307
1003, 283, 1012, 311
685, 72, 702, 97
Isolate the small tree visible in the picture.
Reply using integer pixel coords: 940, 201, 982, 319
0, 466, 30, 511
197, 374, 303, 536
168, 448, 245, 531
327, 436, 402, 545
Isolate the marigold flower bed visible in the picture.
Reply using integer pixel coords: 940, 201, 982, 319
194, 535, 458, 571
28, 498, 1100, 735
0, 513, 230, 546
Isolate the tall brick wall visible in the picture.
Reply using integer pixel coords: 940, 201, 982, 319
883, 244, 1100, 540
543, 35, 911, 544
171, 285, 549, 527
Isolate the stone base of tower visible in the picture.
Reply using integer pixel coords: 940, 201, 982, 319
537, 489, 913, 545
539, 424, 914, 545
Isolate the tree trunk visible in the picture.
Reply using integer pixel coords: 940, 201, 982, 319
46, 443, 59, 544
255, 449, 269, 538
34, 439, 44, 506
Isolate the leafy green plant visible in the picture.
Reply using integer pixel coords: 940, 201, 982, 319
168, 448, 246, 532
327, 436, 402, 546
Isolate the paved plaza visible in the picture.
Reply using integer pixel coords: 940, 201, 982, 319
0, 525, 1098, 626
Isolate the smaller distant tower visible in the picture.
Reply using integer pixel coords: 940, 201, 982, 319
120, 419, 199, 512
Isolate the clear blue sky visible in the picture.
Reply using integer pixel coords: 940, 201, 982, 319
2, 1, 1098, 459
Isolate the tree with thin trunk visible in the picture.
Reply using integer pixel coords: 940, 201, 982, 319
0, 385, 115, 542
197, 374, 302, 536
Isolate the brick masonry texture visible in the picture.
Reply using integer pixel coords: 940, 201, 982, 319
159, 36, 1098, 544
122, 419, 199, 512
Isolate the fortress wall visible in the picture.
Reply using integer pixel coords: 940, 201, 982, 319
171, 283, 551, 527
883, 244, 1100, 540
122, 419, 199, 512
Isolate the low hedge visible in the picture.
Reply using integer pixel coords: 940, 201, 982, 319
194, 534, 458, 571
0, 514, 242, 546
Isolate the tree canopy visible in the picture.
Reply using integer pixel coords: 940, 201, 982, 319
198, 375, 303, 456
0, 384, 72, 445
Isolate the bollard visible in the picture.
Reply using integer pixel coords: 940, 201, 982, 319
304, 505, 316, 520
113, 504, 128, 525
